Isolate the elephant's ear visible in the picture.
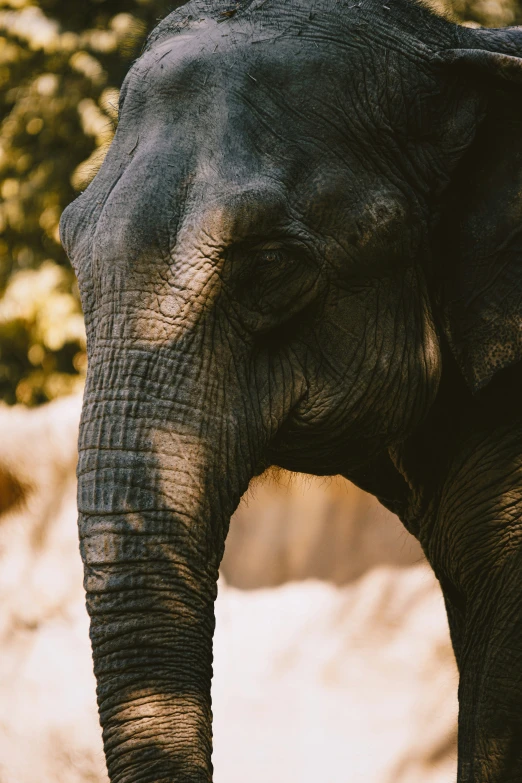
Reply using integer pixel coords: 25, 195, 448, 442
436, 28, 522, 393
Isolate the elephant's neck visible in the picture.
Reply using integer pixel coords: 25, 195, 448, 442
390, 356, 522, 524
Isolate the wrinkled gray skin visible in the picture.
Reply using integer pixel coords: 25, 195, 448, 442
61, 0, 522, 780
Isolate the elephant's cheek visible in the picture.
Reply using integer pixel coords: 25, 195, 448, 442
290, 297, 440, 466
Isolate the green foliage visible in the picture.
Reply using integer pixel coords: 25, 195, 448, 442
0, 261, 86, 403
0, 0, 520, 404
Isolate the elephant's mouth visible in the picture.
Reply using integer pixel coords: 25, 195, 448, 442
266, 410, 383, 477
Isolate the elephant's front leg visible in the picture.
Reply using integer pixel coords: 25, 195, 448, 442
422, 424, 522, 783
456, 570, 522, 783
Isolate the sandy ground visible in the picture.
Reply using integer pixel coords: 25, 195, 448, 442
0, 397, 458, 783
213, 570, 457, 783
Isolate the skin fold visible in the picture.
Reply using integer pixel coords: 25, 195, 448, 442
60, 0, 522, 780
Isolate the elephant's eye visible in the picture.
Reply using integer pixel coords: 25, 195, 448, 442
252, 248, 288, 268
248, 245, 301, 292
229, 240, 319, 328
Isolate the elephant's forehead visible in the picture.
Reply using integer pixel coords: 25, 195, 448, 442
121, 31, 383, 184
132, 27, 357, 107
96, 18, 423, 256
123, 11, 441, 169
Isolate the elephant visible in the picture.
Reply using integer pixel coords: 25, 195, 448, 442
59, 0, 522, 780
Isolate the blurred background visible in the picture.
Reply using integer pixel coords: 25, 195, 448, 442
0, 0, 520, 781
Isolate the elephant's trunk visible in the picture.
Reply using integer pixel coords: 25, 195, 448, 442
78, 343, 265, 782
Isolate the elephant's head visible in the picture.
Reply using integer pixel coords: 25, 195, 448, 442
60, 0, 522, 780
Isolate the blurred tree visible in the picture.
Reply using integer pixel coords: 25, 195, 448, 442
445, 0, 522, 26
0, 0, 520, 404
